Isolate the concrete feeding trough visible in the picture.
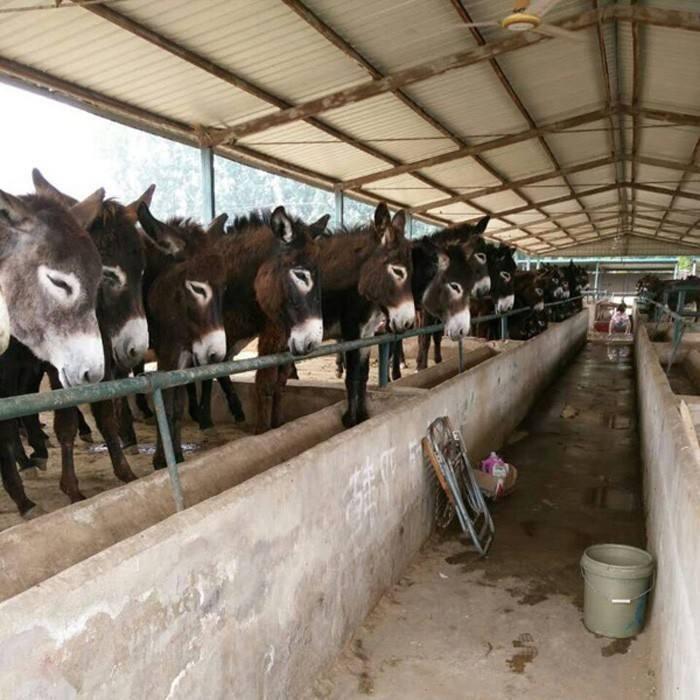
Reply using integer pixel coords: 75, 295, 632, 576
0, 312, 589, 698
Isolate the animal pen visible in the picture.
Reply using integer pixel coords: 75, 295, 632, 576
0, 2, 699, 699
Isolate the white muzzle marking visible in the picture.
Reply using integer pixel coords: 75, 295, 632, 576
50, 332, 105, 388
388, 300, 416, 332
445, 307, 471, 340
193, 328, 226, 366
111, 316, 149, 369
289, 317, 323, 355
496, 294, 515, 315
474, 275, 491, 297
554, 287, 564, 299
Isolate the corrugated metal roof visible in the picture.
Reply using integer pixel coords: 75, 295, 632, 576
0, 0, 698, 252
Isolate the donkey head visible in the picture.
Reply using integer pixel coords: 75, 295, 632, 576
0, 187, 104, 386
33, 169, 153, 371
255, 207, 323, 355
182, 254, 227, 366
488, 244, 516, 314
422, 243, 479, 340
358, 203, 415, 333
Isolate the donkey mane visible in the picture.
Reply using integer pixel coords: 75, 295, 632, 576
227, 209, 315, 237
166, 216, 207, 242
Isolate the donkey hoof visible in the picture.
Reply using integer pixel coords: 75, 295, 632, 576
29, 456, 48, 470
79, 432, 94, 444
341, 412, 357, 429
22, 504, 45, 520
116, 469, 137, 484
20, 467, 41, 481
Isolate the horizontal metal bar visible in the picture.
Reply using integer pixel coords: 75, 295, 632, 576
0, 297, 583, 421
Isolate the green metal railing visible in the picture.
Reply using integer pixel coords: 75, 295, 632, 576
641, 291, 699, 374
0, 295, 587, 512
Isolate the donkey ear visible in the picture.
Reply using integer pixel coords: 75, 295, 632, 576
137, 202, 186, 257
437, 251, 449, 272
309, 213, 330, 237
32, 168, 78, 208
373, 202, 390, 237
124, 184, 156, 223
0, 190, 33, 228
270, 206, 294, 243
472, 215, 490, 237
137, 201, 164, 238
205, 212, 228, 238
392, 210, 406, 235
70, 188, 105, 230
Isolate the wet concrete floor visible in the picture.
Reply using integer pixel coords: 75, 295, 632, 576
307, 342, 653, 699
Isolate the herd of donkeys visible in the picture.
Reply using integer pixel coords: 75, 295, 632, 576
0, 169, 588, 519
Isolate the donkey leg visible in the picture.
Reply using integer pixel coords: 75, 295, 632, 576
0, 422, 37, 517
218, 376, 245, 423
186, 383, 200, 424
433, 331, 443, 364
391, 340, 402, 381
254, 367, 276, 434
14, 428, 31, 470
196, 380, 214, 431
76, 406, 94, 443
92, 400, 137, 483
342, 348, 365, 428
23, 413, 48, 469
356, 349, 372, 424
270, 363, 294, 429
53, 408, 85, 502
416, 333, 430, 370
135, 392, 154, 420
173, 387, 186, 463
117, 396, 139, 453
335, 352, 345, 379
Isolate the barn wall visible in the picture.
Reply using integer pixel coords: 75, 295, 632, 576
635, 325, 700, 699
0, 311, 587, 699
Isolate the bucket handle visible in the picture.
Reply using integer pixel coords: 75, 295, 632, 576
580, 567, 656, 604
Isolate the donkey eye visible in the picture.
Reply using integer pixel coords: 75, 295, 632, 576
190, 284, 206, 297
389, 265, 406, 281
101, 266, 125, 288
448, 282, 463, 296
185, 280, 212, 303
38, 265, 80, 305
290, 268, 313, 293
500, 271, 511, 282
475, 253, 487, 265
536, 288, 544, 297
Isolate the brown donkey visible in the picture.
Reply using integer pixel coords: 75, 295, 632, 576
318, 202, 415, 427
147, 206, 324, 468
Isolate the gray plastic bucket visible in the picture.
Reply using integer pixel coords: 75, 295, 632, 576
580, 544, 655, 638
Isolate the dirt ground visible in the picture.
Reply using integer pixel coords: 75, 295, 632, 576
306, 341, 654, 699
0, 335, 482, 532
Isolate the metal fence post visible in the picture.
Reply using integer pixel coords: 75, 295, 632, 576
500, 314, 508, 340
152, 387, 185, 512
200, 147, 215, 223
378, 342, 390, 387
335, 189, 344, 228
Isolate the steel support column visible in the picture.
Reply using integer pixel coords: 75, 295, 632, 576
335, 190, 344, 228
200, 147, 215, 223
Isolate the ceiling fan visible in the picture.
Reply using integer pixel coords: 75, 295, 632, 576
458, 0, 586, 43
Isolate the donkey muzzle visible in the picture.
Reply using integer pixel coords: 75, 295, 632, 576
289, 317, 323, 355
496, 294, 515, 315
473, 275, 491, 298
112, 316, 149, 370
193, 328, 227, 366
388, 300, 415, 333
53, 333, 105, 388
445, 307, 471, 340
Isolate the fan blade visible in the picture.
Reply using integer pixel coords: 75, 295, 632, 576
528, 0, 561, 17
533, 23, 587, 43
456, 21, 500, 28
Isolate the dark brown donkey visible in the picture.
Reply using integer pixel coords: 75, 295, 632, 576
319, 203, 415, 427
19, 171, 156, 502
0, 183, 105, 517
147, 206, 324, 468
114, 203, 230, 451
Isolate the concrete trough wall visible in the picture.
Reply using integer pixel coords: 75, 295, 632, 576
0, 312, 587, 699
636, 325, 700, 699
